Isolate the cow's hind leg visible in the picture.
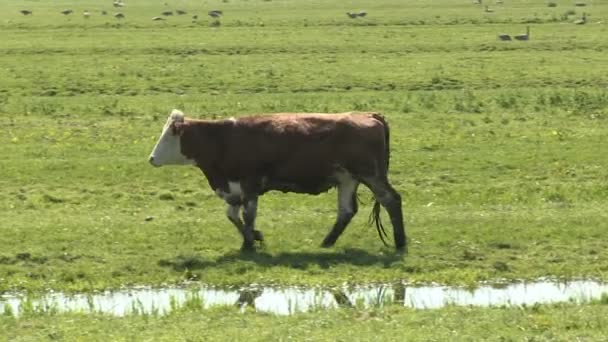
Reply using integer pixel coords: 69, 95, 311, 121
226, 204, 263, 242
364, 177, 407, 251
321, 174, 359, 248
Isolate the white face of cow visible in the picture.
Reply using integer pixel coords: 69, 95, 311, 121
148, 109, 196, 167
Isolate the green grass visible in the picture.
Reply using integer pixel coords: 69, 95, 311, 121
2, 104, 606, 291
2, 0, 608, 339
2, 301, 608, 341
1, 0, 607, 295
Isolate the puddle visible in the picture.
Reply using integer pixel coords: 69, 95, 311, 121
1, 280, 607, 316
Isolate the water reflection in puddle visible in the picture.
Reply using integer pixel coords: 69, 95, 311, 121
1, 280, 606, 316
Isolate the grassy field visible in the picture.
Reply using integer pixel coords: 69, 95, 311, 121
1, 0, 607, 296
2, 0, 608, 339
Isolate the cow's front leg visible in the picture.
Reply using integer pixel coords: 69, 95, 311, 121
226, 204, 244, 234
241, 196, 259, 250
226, 204, 264, 242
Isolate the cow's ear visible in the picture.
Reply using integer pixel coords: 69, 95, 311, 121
170, 109, 185, 122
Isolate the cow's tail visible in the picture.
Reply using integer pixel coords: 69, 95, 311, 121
368, 113, 390, 247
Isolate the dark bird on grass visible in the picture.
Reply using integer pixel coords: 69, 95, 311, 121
574, 12, 587, 25
101, 10, 108, 15
152, 16, 165, 21
497, 33, 511, 41
161, 11, 173, 16
61, 9, 73, 15
346, 12, 358, 19
176, 9, 187, 15
113, 1, 124, 8
208, 10, 222, 18
192, 14, 198, 20
20, 10, 33, 15
574, 2, 586, 6
358, 11, 367, 17
114, 12, 125, 19
514, 26, 530, 40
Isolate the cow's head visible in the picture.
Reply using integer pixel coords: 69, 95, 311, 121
148, 109, 196, 167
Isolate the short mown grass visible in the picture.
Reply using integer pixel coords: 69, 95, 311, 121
2, 0, 607, 339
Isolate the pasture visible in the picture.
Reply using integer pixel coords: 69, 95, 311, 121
1, 0, 607, 338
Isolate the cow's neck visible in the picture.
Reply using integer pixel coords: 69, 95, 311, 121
181, 119, 234, 194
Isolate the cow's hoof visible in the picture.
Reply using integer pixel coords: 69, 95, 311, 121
253, 230, 264, 241
240, 241, 255, 252
396, 244, 408, 255
320, 239, 335, 248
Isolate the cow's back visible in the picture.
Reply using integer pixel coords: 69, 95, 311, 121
221, 112, 388, 185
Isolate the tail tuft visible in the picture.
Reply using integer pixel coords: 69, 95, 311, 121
369, 200, 389, 246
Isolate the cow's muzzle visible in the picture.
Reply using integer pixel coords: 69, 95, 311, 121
148, 156, 160, 167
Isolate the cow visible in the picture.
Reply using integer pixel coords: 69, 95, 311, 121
149, 109, 407, 252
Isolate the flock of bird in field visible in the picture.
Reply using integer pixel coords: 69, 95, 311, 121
475, 0, 591, 41
16, 0, 593, 38
17, 1, 223, 23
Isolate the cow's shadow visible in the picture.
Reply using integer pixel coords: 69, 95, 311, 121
158, 248, 403, 272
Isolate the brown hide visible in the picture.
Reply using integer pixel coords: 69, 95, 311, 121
177, 112, 389, 196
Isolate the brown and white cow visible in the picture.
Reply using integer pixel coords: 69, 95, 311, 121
149, 109, 406, 251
